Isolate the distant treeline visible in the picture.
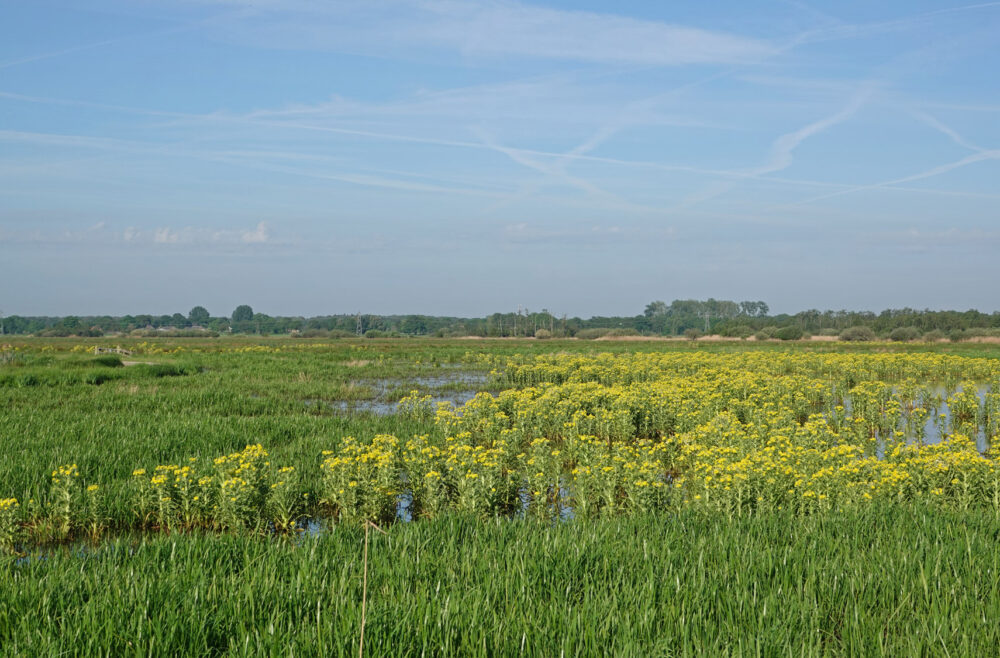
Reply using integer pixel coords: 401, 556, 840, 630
3, 300, 1000, 341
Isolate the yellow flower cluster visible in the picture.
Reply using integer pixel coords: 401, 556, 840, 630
485, 351, 999, 388
318, 430, 677, 520
51, 464, 79, 484
321, 351, 1000, 519
0, 497, 20, 549
129, 444, 298, 532
320, 435, 402, 523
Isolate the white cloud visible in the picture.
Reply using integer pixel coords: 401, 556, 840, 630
0, 13, 233, 70
0, 222, 275, 247
246, 78, 721, 132
409, 1, 774, 65
153, 227, 179, 244
502, 222, 673, 244
784, 1, 1000, 49
0, 129, 130, 151
866, 226, 1000, 253
185, 0, 774, 66
241, 221, 270, 244
150, 223, 274, 246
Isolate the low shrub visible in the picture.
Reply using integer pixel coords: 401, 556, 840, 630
775, 326, 804, 341
889, 327, 921, 342
606, 328, 640, 337
840, 326, 876, 341
948, 328, 1000, 342
726, 325, 754, 339
128, 329, 219, 338
365, 330, 403, 339
755, 326, 779, 340
575, 328, 640, 340
575, 329, 612, 340
295, 329, 330, 338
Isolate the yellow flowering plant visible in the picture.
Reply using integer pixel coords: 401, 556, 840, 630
48, 464, 80, 539
0, 498, 21, 551
267, 466, 302, 533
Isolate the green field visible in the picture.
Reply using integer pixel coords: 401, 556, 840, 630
3, 337, 1000, 655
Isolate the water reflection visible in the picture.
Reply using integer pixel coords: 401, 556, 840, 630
305, 371, 492, 416
829, 384, 993, 455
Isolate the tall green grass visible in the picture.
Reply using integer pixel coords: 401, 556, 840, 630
3, 507, 1000, 656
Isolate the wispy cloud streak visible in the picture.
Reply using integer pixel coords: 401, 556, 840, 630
748, 87, 872, 176
784, 150, 1000, 207
908, 110, 987, 152
177, 0, 775, 65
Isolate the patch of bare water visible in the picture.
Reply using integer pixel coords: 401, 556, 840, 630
307, 371, 492, 416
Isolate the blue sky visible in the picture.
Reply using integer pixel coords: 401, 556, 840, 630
2, 0, 999, 318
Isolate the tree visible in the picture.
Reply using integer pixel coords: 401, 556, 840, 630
400, 315, 429, 335
232, 305, 254, 323
716, 300, 739, 320
644, 301, 668, 318
189, 306, 210, 325
667, 300, 705, 334
739, 301, 769, 317
684, 328, 703, 340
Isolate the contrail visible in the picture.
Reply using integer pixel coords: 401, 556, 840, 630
908, 110, 987, 152
0, 11, 247, 70
782, 150, 1000, 207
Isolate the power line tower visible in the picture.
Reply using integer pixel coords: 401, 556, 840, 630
356, 312, 363, 336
